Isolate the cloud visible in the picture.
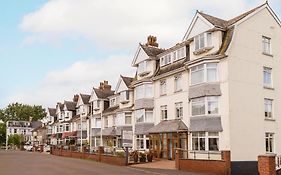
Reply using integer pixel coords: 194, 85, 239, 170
20, 0, 264, 49
5, 55, 135, 108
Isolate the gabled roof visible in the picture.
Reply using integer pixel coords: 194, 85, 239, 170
140, 44, 165, 57
184, 3, 269, 40
93, 88, 114, 99
47, 108, 56, 116
121, 75, 134, 87
64, 101, 76, 111
148, 119, 188, 133
80, 94, 91, 104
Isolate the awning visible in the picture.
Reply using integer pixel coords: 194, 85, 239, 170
189, 116, 223, 132
148, 119, 188, 134
135, 123, 154, 135
62, 131, 77, 139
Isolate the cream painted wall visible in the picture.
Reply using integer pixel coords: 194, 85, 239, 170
153, 71, 189, 125
227, 7, 281, 161
189, 30, 223, 61
188, 16, 213, 40
137, 60, 156, 79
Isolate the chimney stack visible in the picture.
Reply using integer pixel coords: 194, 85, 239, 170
146, 35, 158, 47
98, 80, 111, 91
73, 94, 79, 102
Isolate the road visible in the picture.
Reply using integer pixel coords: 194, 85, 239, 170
0, 150, 204, 175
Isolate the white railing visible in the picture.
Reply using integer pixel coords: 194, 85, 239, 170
179, 149, 222, 161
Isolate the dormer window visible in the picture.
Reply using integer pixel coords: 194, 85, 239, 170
173, 47, 186, 61
110, 98, 117, 107
120, 91, 130, 103
160, 54, 171, 66
194, 32, 212, 51
93, 100, 100, 110
138, 61, 148, 75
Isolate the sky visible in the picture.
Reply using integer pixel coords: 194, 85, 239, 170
0, 0, 280, 109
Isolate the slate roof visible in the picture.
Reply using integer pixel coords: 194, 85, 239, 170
30, 121, 42, 129
135, 123, 154, 135
140, 44, 165, 57
121, 75, 134, 88
155, 58, 187, 77
48, 108, 56, 116
189, 116, 223, 132
148, 119, 188, 133
102, 106, 119, 115
80, 94, 91, 104
93, 88, 114, 99
198, 3, 266, 29
64, 101, 76, 111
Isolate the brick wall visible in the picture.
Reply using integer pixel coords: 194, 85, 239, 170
258, 154, 276, 175
176, 150, 231, 175
51, 146, 126, 166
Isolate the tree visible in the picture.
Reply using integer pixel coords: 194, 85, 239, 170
0, 123, 6, 146
8, 134, 23, 149
0, 103, 46, 123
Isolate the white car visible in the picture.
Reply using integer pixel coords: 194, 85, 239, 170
24, 145, 33, 151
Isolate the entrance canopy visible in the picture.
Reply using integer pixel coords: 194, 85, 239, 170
148, 119, 188, 133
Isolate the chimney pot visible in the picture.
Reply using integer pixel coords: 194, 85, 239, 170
146, 35, 158, 47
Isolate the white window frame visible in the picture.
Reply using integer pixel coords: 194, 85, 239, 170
175, 102, 183, 119
160, 54, 172, 66
265, 132, 274, 153
160, 80, 167, 96
191, 96, 219, 116
135, 109, 153, 123
174, 75, 182, 92
120, 91, 130, 102
161, 105, 168, 120
263, 67, 273, 88
191, 132, 219, 151
264, 99, 273, 119
135, 84, 153, 100
262, 36, 271, 55
138, 61, 148, 74
194, 32, 212, 51
190, 63, 218, 86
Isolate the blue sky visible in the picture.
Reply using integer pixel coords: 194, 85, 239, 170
0, 0, 280, 108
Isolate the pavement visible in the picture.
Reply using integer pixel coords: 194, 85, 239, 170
0, 150, 205, 175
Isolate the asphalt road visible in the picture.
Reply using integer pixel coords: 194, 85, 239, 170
0, 150, 204, 175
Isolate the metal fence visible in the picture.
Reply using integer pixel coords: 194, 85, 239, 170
179, 149, 222, 160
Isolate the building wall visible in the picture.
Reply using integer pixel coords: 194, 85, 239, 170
227, 8, 281, 161
153, 70, 189, 125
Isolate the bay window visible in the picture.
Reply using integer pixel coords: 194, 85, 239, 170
104, 117, 108, 127
135, 84, 153, 99
194, 32, 212, 50
191, 96, 219, 116
93, 100, 100, 110
135, 109, 153, 123
95, 118, 101, 128
192, 132, 219, 151
190, 63, 218, 85
65, 124, 70, 132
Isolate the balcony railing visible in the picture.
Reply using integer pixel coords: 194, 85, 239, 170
179, 149, 222, 160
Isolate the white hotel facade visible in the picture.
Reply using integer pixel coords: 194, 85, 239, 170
43, 2, 281, 173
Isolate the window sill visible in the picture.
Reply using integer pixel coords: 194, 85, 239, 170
262, 52, 273, 57
160, 93, 167, 96
174, 89, 183, 93
193, 46, 214, 55
265, 118, 275, 122
138, 71, 150, 77
264, 86, 274, 90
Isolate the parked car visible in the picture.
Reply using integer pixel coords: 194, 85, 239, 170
44, 144, 50, 152
24, 144, 33, 151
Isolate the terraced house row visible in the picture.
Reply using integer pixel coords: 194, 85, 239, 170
41, 3, 281, 174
